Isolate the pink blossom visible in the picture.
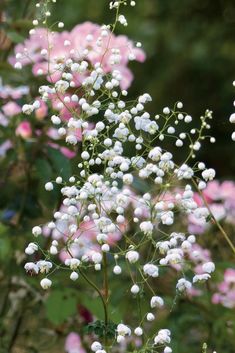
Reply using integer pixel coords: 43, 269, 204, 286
60, 147, 76, 159
2, 101, 21, 117
0, 112, 8, 126
0, 83, 29, 99
15, 121, 32, 139
65, 332, 86, 353
35, 99, 48, 120
9, 23, 145, 90
212, 268, 235, 308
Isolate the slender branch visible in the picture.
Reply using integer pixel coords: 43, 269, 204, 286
103, 252, 109, 347
79, 269, 108, 327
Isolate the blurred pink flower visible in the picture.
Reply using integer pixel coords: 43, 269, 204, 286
15, 121, 32, 139
2, 101, 21, 117
35, 98, 48, 120
65, 332, 86, 353
189, 180, 235, 233
0, 82, 29, 99
9, 23, 145, 90
212, 268, 235, 308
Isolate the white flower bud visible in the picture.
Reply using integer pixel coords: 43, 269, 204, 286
40, 278, 52, 289
70, 271, 79, 281
45, 182, 53, 191
32, 226, 42, 237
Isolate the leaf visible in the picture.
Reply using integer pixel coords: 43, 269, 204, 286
6, 31, 24, 43
45, 289, 77, 325
80, 295, 105, 321
35, 159, 53, 183
80, 294, 122, 323
47, 147, 72, 181
0, 224, 11, 261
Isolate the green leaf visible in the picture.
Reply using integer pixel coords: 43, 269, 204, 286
47, 147, 72, 181
80, 295, 105, 320
7, 31, 24, 43
45, 289, 77, 325
35, 159, 53, 183
0, 224, 11, 261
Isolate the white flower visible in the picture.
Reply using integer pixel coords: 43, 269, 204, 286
202, 261, 215, 274
164, 347, 172, 353
45, 182, 53, 191
176, 278, 192, 292
147, 312, 155, 321
113, 265, 122, 275
91, 252, 103, 264
25, 243, 38, 255
134, 327, 143, 336
229, 113, 235, 123
126, 250, 139, 263
148, 147, 162, 161
22, 104, 34, 115
150, 296, 164, 308
40, 278, 52, 289
140, 221, 153, 234
122, 174, 133, 185
202, 168, 216, 181
32, 226, 42, 237
91, 342, 102, 352
65, 258, 81, 270
55, 80, 69, 93
143, 264, 159, 277
37, 260, 52, 273
49, 245, 58, 255
154, 329, 171, 345
117, 323, 131, 337
193, 273, 211, 283
131, 284, 140, 294
24, 262, 39, 274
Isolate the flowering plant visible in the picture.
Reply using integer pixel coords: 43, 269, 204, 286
1, 1, 235, 353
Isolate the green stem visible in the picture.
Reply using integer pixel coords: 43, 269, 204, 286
79, 269, 108, 327
103, 252, 109, 347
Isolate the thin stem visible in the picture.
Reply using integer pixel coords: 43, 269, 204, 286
79, 269, 108, 327
103, 252, 109, 347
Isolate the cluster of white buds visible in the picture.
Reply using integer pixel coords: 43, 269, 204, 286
20, 0, 223, 351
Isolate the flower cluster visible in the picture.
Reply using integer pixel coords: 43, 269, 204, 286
16, 1, 231, 352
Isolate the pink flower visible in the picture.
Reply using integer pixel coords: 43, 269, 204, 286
0, 112, 8, 126
9, 23, 146, 90
9, 28, 49, 67
65, 333, 86, 353
60, 147, 76, 159
35, 98, 48, 120
15, 121, 32, 139
212, 268, 235, 308
2, 101, 21, 116
224, 268, 235, 283
0, 83, 29, 99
